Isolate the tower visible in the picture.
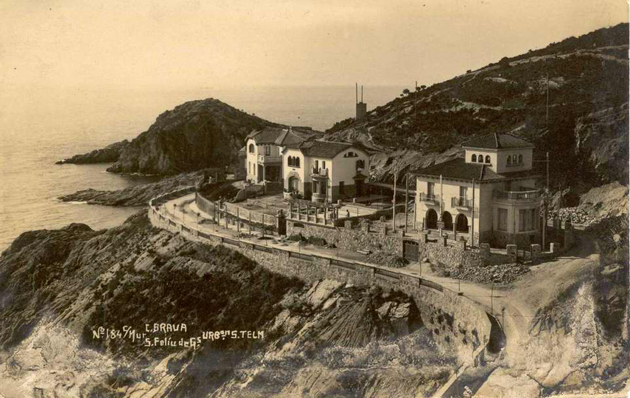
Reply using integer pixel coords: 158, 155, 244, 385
356, 83, 367, 121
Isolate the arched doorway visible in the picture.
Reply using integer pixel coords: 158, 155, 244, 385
442, 211, 453, 231
456, 213, 469, 233
426, 209, 438, 229
288, 176, 300, 192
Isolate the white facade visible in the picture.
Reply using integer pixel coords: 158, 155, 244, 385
282, 145, 370, 202
463, 147, 534, 174
245, 138, 283, 183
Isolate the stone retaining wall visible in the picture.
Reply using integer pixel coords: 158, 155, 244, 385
288, 219, 488, 267
148, 192, 493, 363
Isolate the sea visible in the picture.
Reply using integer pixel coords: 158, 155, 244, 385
0, 85, 405, 251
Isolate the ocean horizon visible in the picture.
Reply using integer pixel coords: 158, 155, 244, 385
0, 84, 406, 250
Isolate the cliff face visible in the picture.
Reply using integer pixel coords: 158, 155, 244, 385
58, 98, 275, 174
0, 212, 453, 397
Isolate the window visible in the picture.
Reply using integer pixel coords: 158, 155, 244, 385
471, 154, 477, 162
427, 182, 435, 198
314, 160, 319, 170
459, 186, 468, 198
507, 156, 512, 166
485, 155, 491, 164
296, 157, 300, 167
478, 154, 483, 163
513, 155, 518, 164
356, 159, 365, 170
249, 144, 255, 153
498, 208, 508, 231
265, 146, 271, 156
322, 161, 326, 169
519, 209, 536, 232
518, 154, 523, 164
339, 181, 345, 195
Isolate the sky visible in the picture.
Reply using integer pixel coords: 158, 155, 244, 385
1, 0, 627, 90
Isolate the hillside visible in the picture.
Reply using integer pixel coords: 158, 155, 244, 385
58, 98, 277, 175
327, 23, 629, 189
0, 212, 455, 397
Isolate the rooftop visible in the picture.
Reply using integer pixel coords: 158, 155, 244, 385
298, 140, 355, 159
462, 133, 534, 149
247, 127, 320, 146
411, 158, 540, 182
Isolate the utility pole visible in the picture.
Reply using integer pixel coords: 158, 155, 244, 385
471, 179, 476, 247
491, 282, 494, 315
546, 74, 550, 126
392, 163, 398, 231
405, 173, 409, 233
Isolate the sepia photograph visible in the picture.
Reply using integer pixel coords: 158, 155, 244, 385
0, 1, 628, 397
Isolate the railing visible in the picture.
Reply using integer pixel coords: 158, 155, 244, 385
147, 186, 494, 367
418, 193, 440, 203
311, 168, 329, 178
494, 189, 541, 201
451, 196, 473, 208
257, 154, 282, 163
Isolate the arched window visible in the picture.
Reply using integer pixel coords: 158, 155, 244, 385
471, 154, 477, 162
249, 144, 255, 153
356, 159, 365, 171
485, 155, 491, 164
478, 154, 483, 163
518, 154, 523, 164
513, 155, 518, 164
507, 156, 512, 165
296, 157, 300, 168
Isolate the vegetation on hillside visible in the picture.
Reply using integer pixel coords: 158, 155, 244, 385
327, 23, 629, 190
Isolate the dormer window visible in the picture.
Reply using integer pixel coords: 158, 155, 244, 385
471, 154, 477, 162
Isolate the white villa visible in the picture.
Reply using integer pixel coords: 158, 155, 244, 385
412, 133, 542, 248
244, 127, 370, 203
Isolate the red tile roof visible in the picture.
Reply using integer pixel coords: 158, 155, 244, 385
247, 127, 321, 145
462, 133, 533, 149
411, 158, 540, 182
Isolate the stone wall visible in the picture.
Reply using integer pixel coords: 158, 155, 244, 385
288, 220, 403, 256
147, 199, 493, 364
287, 220, 488, 267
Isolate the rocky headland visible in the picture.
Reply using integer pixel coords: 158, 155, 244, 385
57, 98, 276, 175
58, 171, 204, 206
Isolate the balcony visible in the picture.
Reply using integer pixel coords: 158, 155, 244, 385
311, 168, 329, 178
494, 189, 541, 201
451, 196, 473, 209
257, 154, 282, 164
418, 193, 440, 204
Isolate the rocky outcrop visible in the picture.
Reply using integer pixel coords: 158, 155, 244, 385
58, 171, 204, 206
107, 99, 275, 175
574, 103, 629, 185
58, 98, 276, 175
0, 212, 455, 397
55, 140, 130, 165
